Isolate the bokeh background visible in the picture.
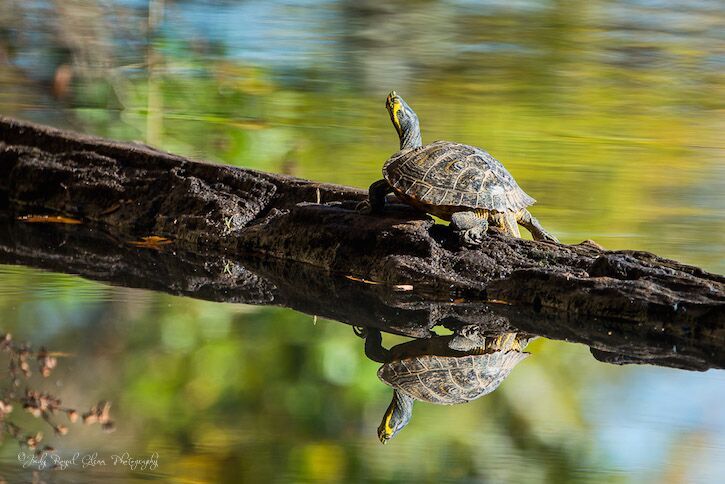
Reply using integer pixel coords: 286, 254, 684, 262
0, 0, 723, 482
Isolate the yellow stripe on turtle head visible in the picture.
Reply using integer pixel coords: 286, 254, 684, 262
386, 92, 403, 136
378, 400, 396, 443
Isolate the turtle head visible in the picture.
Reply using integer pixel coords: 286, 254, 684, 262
386, 91, 422, 150
377, 390, 414, 444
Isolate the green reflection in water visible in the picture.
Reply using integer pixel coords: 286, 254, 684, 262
0, 283, 610, 482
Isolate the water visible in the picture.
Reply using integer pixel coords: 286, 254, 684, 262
0, 0, 723, 482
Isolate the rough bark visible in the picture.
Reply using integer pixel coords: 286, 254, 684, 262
0, 115, 723, 368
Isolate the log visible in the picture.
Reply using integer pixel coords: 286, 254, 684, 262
0, 115, 723, 369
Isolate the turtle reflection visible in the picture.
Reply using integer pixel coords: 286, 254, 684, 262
355, 327, 532, 443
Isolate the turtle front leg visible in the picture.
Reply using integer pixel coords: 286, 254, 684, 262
451, 210, 489, 247
516, 209, 559, 243
353, 327, 391, 363
357, 179, 393, 214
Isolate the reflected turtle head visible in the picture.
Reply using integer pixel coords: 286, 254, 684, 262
358, 328, 531, 443
377, 390, 414, 444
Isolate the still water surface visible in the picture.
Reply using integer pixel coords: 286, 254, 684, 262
0, 0, 723, 482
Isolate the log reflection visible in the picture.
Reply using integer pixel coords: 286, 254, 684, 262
0, 215, 722, 372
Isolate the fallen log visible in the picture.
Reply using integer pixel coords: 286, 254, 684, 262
0, 115, 723, 340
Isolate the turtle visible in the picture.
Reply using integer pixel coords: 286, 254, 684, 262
354, 327, 532, 443
363, 91, 558, 246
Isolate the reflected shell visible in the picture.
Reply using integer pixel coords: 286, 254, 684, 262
378, 350, 529, 404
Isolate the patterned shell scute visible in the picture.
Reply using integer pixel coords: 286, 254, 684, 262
377, 351, 529, 405
383, 140, 535, 212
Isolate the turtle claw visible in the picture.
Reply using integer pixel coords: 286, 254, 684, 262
459, 226, 486, 248
539, 231, 559, 244
353, 326, 368, 338
356, 200, 372, 215
451, 211, 488, 248
449, 325, 487, 351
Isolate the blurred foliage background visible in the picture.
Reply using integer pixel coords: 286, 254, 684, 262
0, 0, 723, 482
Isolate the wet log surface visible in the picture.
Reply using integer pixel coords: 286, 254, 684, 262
0, 115, 723, 371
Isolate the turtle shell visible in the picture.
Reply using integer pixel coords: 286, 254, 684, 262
377, 350, 529, 405
383, 140, 535, 218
